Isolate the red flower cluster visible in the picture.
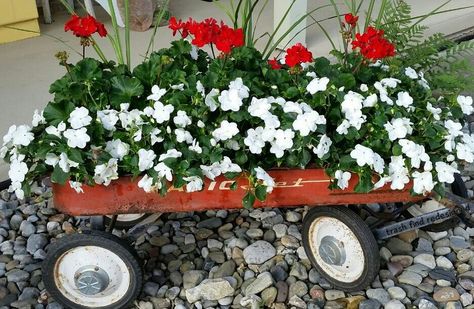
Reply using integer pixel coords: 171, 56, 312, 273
268, 58, 282, 70
344, 13, 359, 27
169, 17, 244, 54
64, 15, 107, 38
351, 26, 395, 60
285, 43, 313, 67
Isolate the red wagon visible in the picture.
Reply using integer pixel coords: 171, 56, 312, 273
42, 168, 474, 309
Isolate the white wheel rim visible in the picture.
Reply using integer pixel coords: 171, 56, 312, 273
308, 216, 365, 283
54, 245, 131, 307
107, 214, 146, 222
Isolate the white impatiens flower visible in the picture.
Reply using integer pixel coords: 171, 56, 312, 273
336, 120, 351, 135
306, 77, 330, 94
105, 139, 130, 160
412, 171, 435, 195
154, 162, 173, 181
138, 175, 156, 193
456, 143, 474, 163
283, 101, 303, 114
133, 129, 142, 142
418, 72, 430, 89
372, 153, 385, 174
350, 144, 374, 167
45, 121, 66, 140
244, 127, 266, 154
138, 149, 156, 171
374, 81, 393, 105
363, 94, 378, 108
58, 153, 79, 173
219, 156, 242, 174
63, 128, 90, 149
32, 109, 45, 127
435, 162, 459, 183
119, 109, 144, 129
340, 91, 366, 129
159, 149, 182, 161
147, 85, 167, 101
190, 44, 198, 60
97, 110, 119, 131
9, 159, 28, 183
444, 120, 464, 152
384, 118, 413, 141
196, 80, 205, 96
262, 114, 280, 129
270, 129, 294, 158
388, 156, 409, 190
254, 167, 275, 193
404, 67, 418, 79
189, 139, 202, 154
205, 88, 220, 112
171, 83, 185, 91
10, 125, 34, 147
183, 176, 203, 192
197, 120, 205, 128
8, 181, 24, 200
334, 170, 351, 190
93, 158, 119, 186
313, 134, 332, 159
152, 101, 175, 124
457, 95, 474, 115
248, 97, 271, 118
68, 107, 92, 129
399, 139, 430, 168
175, 129, 193, 144
212, 120, 239, 142
426, 103, 442, 121
360, 84, 369, 92
293, 111, 326, 137
69, 181, 84, 193
380, 78, 401, 88
218, 78, 249, 111
173, 110, 192, 128
201, 163, 222, 180
150, 128, 164, 145
45, 153, 59, 167
225, 140, 240, 151
395, 91, 414, 108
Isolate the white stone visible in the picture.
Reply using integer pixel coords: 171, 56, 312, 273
414, 254, 436, 269
436, 256, 454, 269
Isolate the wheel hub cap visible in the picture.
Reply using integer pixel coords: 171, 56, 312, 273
75, 267, 109, 295
318, 235, 346, 266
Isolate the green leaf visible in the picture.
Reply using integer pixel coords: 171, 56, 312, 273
255, 184, 267, 201
242, 191, 256, 209
235, 151, 248, 165
109, 76, 144, 107
68, 148, 84, 163
51, 165, 68, 185
335, 73, 356, 89
354, 172, 373, 193
392, 144, 402, 156
43, 101, 75, 126
230, 181, 238, 191
72, 58, 102, 81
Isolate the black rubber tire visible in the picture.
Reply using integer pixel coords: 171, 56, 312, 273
302, 206, 380, 292
43, 230, 142, 309
104, 214, 150, 229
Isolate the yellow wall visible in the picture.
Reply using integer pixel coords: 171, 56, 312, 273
0, 0, 40, 44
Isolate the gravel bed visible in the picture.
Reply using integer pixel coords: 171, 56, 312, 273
0, 177, 474, 309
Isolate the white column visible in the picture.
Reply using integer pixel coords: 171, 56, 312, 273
273, 0, 308, 49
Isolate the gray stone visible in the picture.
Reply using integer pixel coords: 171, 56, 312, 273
289, 262, 308, 280
387, 286, 406, 300
270, 265, 288, 282
386, 238, 412, 254
26, 234, 48, 255
414, 253, 436, 269
185, 278, 234, 303
457, 249, 474, 262
243, 241, 276, 264
384, 300, 405, 309
325, 289, 345, 301
183, 270, 207, 289
450, 236, 469, 251
160, 244, 178, 254
285, 211, 301, 223
416, 238, 434, 253
418, 298, 438, 309
261, 287, 277, 306
244, 272, 273, 295
359, 299, 382, 309
246, 228, 263, 239
213, 260, 235, 279
288, 281, 308, 298
19, 221, 35, 237
366, 288, 390, 305
273, 224, 287, 238
436, 256, 454, 269
6, 269, 29, 282
196, 218, 222, 229
143, 282, 159, 296
398, 271, 423, 286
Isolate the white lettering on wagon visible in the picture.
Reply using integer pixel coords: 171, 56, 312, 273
166, 178, 331, 193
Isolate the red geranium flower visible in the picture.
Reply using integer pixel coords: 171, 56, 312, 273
168, 17, 244, 54
268, 58, 282, 70
344, 13, 359, 27
285, 43, 313, 67
64, 14, 107, 38
352, 26, 395, 60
